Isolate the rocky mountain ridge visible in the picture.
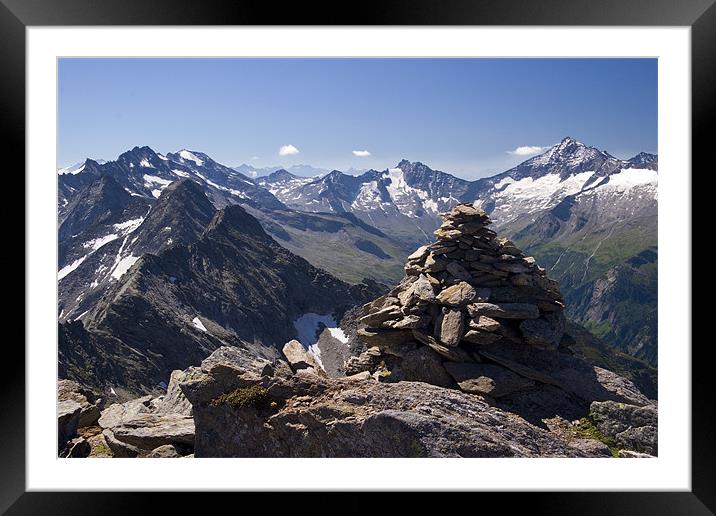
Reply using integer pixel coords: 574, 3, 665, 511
59, 185, 384, 398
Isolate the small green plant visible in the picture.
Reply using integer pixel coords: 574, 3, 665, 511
92, 442, 112, 457
211, 384, 270, 410
573, 417, 620, 457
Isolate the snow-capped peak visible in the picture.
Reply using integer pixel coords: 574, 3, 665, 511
57, 159, 106, 175
177, 150, 204, 166
521, 137, 606, 170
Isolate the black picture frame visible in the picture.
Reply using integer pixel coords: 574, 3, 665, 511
4, 0, 711, 513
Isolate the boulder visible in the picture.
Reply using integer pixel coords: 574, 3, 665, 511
147, 444, 181, 458
282, 339, 323, 374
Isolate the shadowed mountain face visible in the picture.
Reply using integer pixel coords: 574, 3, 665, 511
60, 186, 383, 397
58, 178, 216, 322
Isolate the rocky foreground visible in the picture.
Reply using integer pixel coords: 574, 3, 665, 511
58, 204, 657, 458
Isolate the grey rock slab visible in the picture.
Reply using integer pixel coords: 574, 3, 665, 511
435, 308, 464, 347
102, 428, 140, 458
462, 330, 502, 345
359, 305, 403, 326
444, 362, 535, 397
467, 302, 540, 319
153, 368, 203, 416
469, 315, 501, 332
412, 330, 473, 362
383, 315, 431, 330
407, 245, 429, 262
436, 281, 476, 307
112, 413, 195, 451
98, 395, 153, 430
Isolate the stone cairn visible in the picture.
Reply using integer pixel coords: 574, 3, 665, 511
347, 203, 567, 397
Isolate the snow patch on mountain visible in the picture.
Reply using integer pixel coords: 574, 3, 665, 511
384, 167, 440, 217
83, 233, 120, 251
352, 181, 383, 210
293, 313, 341, 348
602, 168, 658, 191
178, 150, 204, 166
111, 254, 140, 279
485, 171, 595, 224
143, 174, 174, 187
58, 255, 88, 280
113, 217, 145, 233
192, 316, 208, 332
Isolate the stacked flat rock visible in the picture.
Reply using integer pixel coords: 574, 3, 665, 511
350, 203, 567, 398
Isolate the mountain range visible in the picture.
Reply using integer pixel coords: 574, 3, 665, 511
58, 137, 658, 370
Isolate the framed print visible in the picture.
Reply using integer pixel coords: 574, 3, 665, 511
5, 0, 712, 513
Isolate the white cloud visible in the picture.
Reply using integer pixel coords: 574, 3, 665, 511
279, 144, 300, 156
352, 150, 371, 157
507, 145, 548, 156
250, 156, 260, 160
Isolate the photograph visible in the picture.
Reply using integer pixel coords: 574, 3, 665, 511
56, 57, 659, 459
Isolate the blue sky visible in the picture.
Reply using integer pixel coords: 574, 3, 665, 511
58, 58, 657, 179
